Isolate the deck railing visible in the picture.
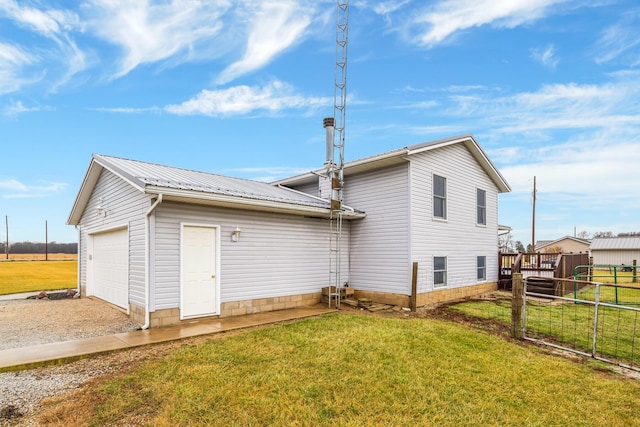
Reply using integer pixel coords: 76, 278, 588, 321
499, 252, 590, 293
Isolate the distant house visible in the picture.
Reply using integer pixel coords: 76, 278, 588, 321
535, 236, 590, 253
68, 134, 510, 328
590, 237, 640, 266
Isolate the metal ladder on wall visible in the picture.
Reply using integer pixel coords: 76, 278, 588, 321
326, 0, 349, 308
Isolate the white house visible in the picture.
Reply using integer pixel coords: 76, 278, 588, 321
68, 134, 510, 327
276, 134, 511, 306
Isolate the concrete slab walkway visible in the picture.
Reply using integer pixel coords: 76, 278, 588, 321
0, 306, 336, 371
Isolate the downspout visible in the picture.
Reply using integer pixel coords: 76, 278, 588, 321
142, 194, 163, 330
75, 225, 81, 298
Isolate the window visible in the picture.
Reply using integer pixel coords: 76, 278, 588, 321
434, 256, 447, 288
477, 256, 486, 281
477, 189, 486, 225
433, 175, 447, 219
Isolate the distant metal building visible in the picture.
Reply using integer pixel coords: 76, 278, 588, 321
590, 237, 640, 266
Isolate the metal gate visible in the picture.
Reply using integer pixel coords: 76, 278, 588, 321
523, 277, 640, 372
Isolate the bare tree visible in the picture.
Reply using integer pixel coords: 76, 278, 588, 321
499, 232, 514, 252
593, 231, 613, 238
577, 230, 590, 239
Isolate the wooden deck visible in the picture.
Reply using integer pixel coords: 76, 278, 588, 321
499, 252, 590, 295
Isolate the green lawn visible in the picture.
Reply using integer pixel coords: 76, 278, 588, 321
0, 260, 77, 295
40, 314, 640, 426
451, 294, 640, 367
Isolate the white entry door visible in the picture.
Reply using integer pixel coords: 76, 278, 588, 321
181, 225, 219, 319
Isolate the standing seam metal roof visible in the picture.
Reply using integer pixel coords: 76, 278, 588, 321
590, 237, 640, 250
94, 154, 331, 209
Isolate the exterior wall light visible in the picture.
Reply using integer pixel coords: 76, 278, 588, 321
96, 198, 107, 217
231, 226, 241, 242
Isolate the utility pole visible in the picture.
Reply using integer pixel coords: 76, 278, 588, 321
45, 220, 48, 261
531, 176, 536, 253
5, 215, 8, 260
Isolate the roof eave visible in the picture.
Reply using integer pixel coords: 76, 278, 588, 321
409, 135, 511, 193
67, 159, 104, 226
145, 186, 366, 220
275, 135, 511, 194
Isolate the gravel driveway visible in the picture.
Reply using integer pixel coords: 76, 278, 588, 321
0, 296, 140, 351
0, 296, 142, 426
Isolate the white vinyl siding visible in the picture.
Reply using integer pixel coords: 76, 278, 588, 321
288, 180, 321, 198
153, 201, 347, 309
591, 250, 640, 267
410, 144, 500, 292
344, 164, 410, 295
78, 169, 152, 308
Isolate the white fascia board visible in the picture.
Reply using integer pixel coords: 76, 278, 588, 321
67, 160, 103, 225
144, 186, 366, 220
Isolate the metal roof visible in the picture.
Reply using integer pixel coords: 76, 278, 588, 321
68, 154, 365, 225
95, 154, 330, 208
273, 134, 511, 193
590, 237, 640, 250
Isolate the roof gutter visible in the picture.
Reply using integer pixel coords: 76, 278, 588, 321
145, 186, 364, 219
141, 193, 163, 330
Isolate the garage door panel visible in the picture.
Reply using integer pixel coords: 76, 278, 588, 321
91, 229, 129, 309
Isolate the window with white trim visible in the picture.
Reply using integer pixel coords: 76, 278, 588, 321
434, 256, 447, 288
477, 256, 486, 281
477, 189, 486, 225
433, 175, 447, 219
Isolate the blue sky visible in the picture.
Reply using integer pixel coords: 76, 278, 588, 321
1, 0, 639, 248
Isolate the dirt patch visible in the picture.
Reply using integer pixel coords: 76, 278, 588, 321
0, 297, 140, 351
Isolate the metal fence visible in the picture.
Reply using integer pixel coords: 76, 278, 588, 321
523, 276, 640, 371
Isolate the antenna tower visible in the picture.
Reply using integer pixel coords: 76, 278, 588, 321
324, 0, 349, 308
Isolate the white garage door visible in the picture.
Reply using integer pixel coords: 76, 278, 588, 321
90, 228, 129, 309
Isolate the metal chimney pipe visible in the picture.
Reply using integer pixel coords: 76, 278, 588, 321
323, 117, 335, 164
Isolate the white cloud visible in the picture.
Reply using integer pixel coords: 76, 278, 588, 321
444, 79, 639, 136
216, 1, 314, 84
0, 179, 67, 198
408, 0, 571, 47
0, 0, 79, 38
165, 80, 329, 117
593, 8, 640, 66
82, 0, 231, 79
0, 0, 86, 90
530, 44, 559, 69
372, 0, 412, 15
0, 42, 39, 94
2, 100, 41, 116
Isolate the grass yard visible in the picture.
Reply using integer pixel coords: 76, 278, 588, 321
451, 292, 640, 367
39, 314, 640, 426
0, 260, 77, 295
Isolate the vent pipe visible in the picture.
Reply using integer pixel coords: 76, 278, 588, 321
323, 117, 335, 164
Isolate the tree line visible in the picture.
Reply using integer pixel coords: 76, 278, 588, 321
0, 241, 78, 254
